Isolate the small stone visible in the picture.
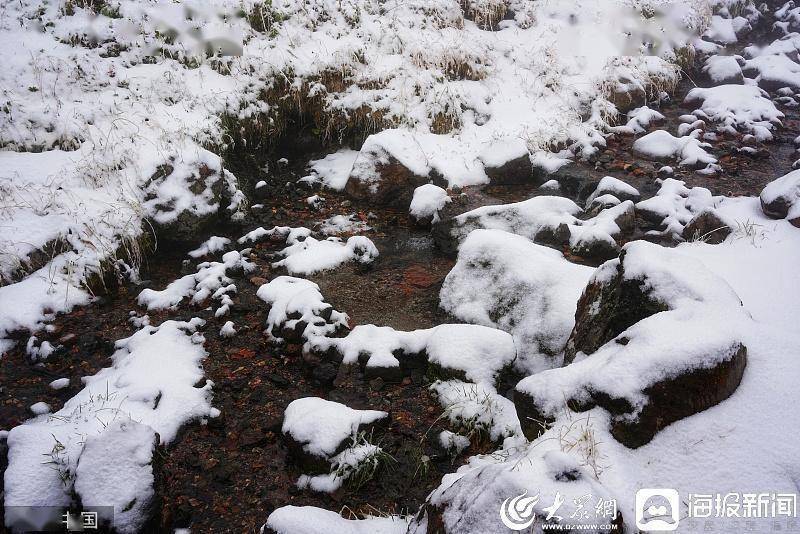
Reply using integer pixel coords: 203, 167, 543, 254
369, 377, 385, 391
250, 276, 268, 286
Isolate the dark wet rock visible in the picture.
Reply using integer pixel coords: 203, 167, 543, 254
682, 208, 733, 243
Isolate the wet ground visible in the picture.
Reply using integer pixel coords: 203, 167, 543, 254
2, 14, 800, 533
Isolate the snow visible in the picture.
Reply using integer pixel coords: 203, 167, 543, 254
409, 184, 451, 223
4, 319, 216, 531
608, 106, 664, 135
272, 234, 379, 275
282, 397, 387, 458
265, 506, 409, 534
256, 276, 349, 344
421, 198, 800, 533
297, 442, 384, 493
585, 176, 640, 208
29, 402, 50, 415
220, 321, 237, 338
703, 54, 744, 84
137, 250, 253, 311
426, 324, 516, 385
636, 178, 721, 237
632, 129, 717, 168
49, 378, 70, 390
188, 236, 231, 259
440, 229, 593, 373
684, 84, 784, 140
317, 215, 370, 236
73, 419, 156, 534
309, 323, 515, 382
431, 380, 521, 442
305, 150, 360, 191
438, 430, 470, 454
0, 258, 91, 356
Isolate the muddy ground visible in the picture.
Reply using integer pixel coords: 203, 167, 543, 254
2, 18, 799, 533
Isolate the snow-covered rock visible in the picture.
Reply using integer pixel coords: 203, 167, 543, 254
74, 419, 158, 534
517, 241, 749, 448
256, 276, 349, 345
760, 169, 800, 226
282, 397, 387, 471
684, 84, 784, 141
584, 176, 640, 207
409, 184, 451, 226
308, 323, 516, 385
608, 105, 664, 135
702, 54, 744, 85
188, 236, 231, 259
632, 129, 717, 168
412, 447, 623, 533
635, 178, 721, 238
440, 229, 593, 373
743, 52, 800, 92
435, 195, 634, 261
681, 207, 735, 243
137, 250, 253, 311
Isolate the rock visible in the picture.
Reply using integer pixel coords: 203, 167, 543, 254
73, 419, 162, 533
144, 162, 243, 242
606, 80, 646, 114
682, 208, 733, 243
483, 152, 546, 186
517, 241, 749, 448
250, 276, 268, 286
281, 397, 388, 473
344, 150, 429, 207
760, 170, 800, 227
564, 247, 669, 365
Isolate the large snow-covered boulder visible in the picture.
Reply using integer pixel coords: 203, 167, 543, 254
516, 241, 749, 448
440, 229, 593, 373
760, 170, 800, 227
281, 397, 388, 472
